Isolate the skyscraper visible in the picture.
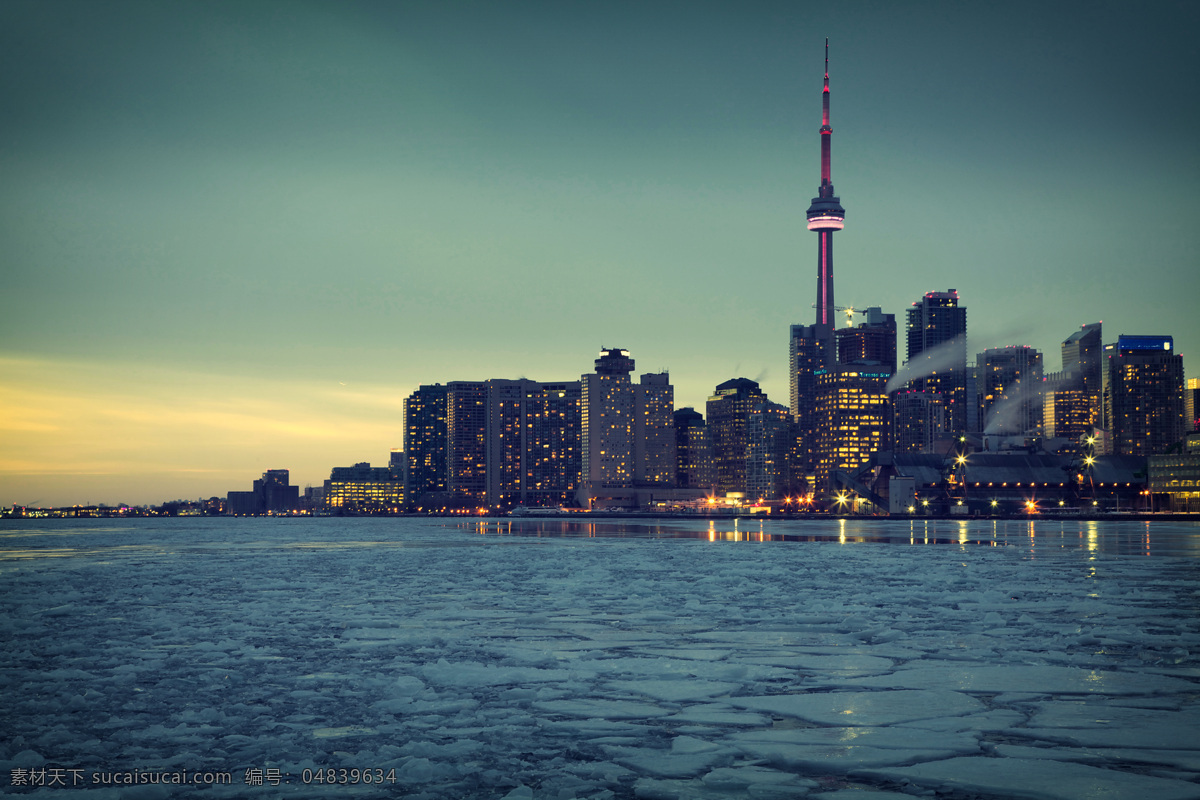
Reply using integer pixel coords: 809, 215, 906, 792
893, 390, 946, 454
745, 399, 793, 502
1105, 335, 1185, 456
578, 349, 676, 507
905, 290, 968, 432
707, 378, 767, 495
673, 407, 714, 490
977, 346, 1044, 436
1188, 378, 1200, 433
813, 368, 891, 488
836, 307, 897, 373
789, 324, 827, 472
404, 384, 449, 509
519, 381, 582, 508
1061, 322, 1103, 428
580, 349, 636, 496
634, 372, 676, 486
1044, 322, 1102, 444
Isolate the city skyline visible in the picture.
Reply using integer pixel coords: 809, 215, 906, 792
3, 1, 1198, 506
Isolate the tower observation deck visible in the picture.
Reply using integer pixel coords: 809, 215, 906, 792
806, 39, 845, 346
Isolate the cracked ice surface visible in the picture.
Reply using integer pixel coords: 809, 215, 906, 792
1, 516, 1199, 799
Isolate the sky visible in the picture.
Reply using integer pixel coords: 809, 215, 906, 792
2, 0, 1198, 507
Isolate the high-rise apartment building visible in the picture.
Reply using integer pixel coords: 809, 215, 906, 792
406, 379, 582, 511
905, 289, 968, 433
447, 381, 489, 505
519, 381, 582, 508
977, 346, 1044, 436
1105, 335, 1185, 456
404, 384, 449, 509
673, 407, 714, 490
578, 349, 675, 506
581, 349, 636, 495
635, 372, 676, 486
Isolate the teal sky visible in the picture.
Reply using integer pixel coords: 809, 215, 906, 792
2, 0, 1198, 506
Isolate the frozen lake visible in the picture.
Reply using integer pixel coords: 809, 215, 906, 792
2, 516, 1199, 799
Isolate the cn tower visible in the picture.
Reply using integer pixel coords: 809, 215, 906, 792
805, 39, 845, 365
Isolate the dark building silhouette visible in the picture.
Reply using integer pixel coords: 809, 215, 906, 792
673, 407, 713, 490
707, 378, 767, 495
404, 384, 448, 509
1062, 322, 1104, 428
893, 390, 946, 454
789, 324, 828, 473
978, 346, 1044, 436
226, 469, 299, 515
905, 289, 968, 433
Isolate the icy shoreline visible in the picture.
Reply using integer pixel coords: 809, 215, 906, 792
2, 517, 1199, 799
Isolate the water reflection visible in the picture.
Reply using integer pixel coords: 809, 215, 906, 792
467, 517, 1200, 558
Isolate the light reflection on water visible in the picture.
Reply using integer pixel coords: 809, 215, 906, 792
468, 516, 1200, 558
0, 516, 1197, 562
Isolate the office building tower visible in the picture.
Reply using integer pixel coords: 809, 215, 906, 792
836, 307, 897, 373
977, 346, 1044, 436
1061, 322, 1103, 428
674, 407, 714, 490
1043, 385, 1091, 442
404, 384, 449, 508
813, 367, 890, 488
789, 324, 828, 472
893, 390, 946, 454
476, 379, 583, 510
1187, 378, 1199, 433
707, 378, 768, 495
905, 289, 968, 432
388, 448, 405, 482
1106, 335, 1186, 456
746, 400, 794, 502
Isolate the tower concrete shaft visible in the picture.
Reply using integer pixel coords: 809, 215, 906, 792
805, 39, 845, 366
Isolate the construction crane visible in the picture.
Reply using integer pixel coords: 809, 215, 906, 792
811, 304, 866, 327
